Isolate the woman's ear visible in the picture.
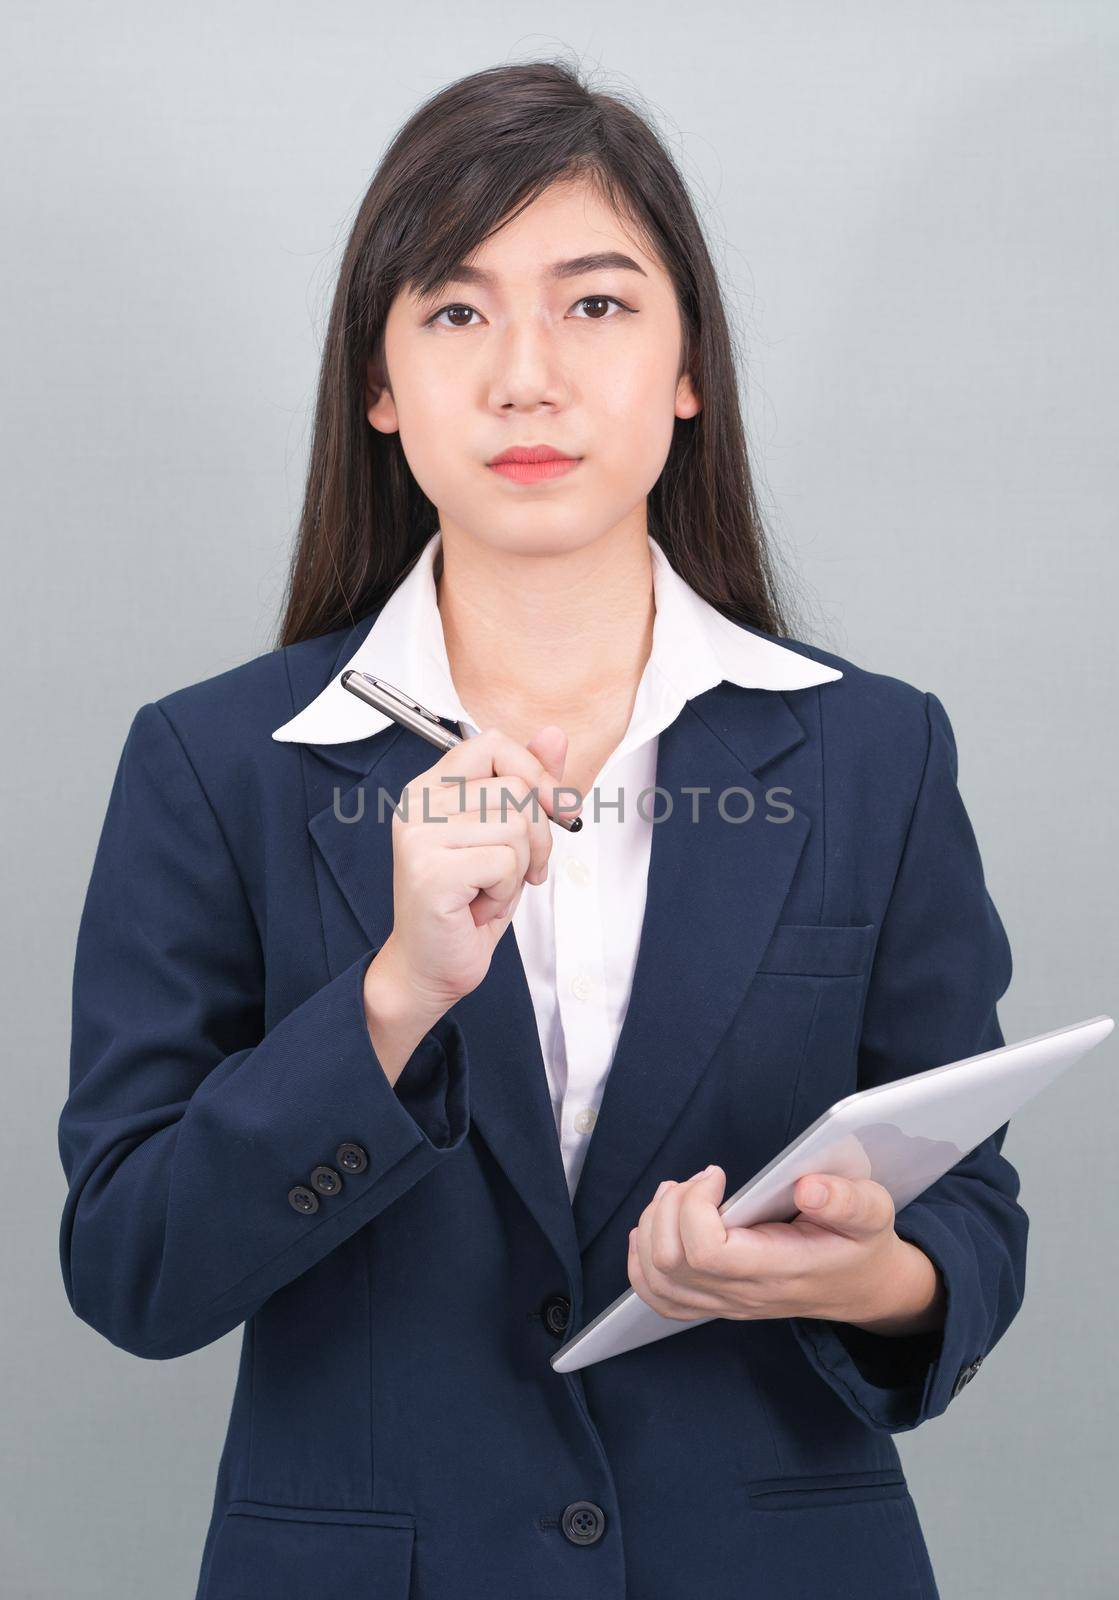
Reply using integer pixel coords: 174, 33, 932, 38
365, 354, 399, 434
675, 368, 701, 421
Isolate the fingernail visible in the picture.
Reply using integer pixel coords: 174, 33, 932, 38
802, 1180, 828, 1208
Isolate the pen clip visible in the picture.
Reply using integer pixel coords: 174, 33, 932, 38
350, 672, 448, 730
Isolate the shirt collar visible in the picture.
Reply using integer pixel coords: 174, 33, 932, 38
271, 529, 841, 746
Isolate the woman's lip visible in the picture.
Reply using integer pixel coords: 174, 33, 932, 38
487, 457, 582, 484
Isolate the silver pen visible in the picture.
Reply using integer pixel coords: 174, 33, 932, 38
340, 669, 583, 833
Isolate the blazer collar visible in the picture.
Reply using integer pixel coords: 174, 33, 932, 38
272, 529, 841, 749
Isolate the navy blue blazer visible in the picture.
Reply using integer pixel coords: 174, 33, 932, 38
58, 608, 1027, 1600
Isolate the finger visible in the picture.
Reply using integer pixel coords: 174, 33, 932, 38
628, 1220, 700, 1319
794, 1174, 896, 1240
525, 727, 570, 883
422, 776, 551, 886
630, 1178, 738, 1320
633, 1179, 670, 1280
438, 821, 532, 920
433, 727, 583, 828
526, 726, 569, 794
422, 777, 542, 818
628, 1227, 662, 1310
523, 724, 582, 830
646, 1169, 714, 1280
430, 842, 524, 926
435, 813, 533, 879
676, 1166, 730, 1272
633, 1179, 679, 1302
648, 1178, 689, 1275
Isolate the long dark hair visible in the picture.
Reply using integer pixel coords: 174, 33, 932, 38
275, 56, 799, 650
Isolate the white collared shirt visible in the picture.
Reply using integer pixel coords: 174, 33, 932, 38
274, 531, 840, 1197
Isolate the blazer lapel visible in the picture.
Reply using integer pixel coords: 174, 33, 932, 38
569, 684, 811, 1255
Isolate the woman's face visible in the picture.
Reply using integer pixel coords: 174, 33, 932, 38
367, 176, 700, 559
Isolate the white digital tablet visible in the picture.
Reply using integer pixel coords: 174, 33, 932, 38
550, 1014, 1114, 1374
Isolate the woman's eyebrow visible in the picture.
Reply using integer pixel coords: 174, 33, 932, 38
429, 251, 648, 293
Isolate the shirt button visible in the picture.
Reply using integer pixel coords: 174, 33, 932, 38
570, 972, 593, 1001
561, 1501, 607, 1545
573, 1108, 597, 1134
565, 857, 592, 886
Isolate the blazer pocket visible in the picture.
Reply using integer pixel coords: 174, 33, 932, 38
747, 1466, 907, 1512
202, 1501, 416, 1600
756, 922, 876, 979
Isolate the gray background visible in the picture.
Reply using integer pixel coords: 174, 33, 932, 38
3, 3, 1116, 1596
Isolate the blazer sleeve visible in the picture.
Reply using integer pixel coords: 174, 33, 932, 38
788, 689, 1028, 1433
57, 701, 471, 1362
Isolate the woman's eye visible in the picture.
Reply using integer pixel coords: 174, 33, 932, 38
426, 294, 630, 328
569, 294, 628, 320
428, 304, 479, 328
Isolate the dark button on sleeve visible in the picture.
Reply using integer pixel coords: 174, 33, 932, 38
287, 1184, 319, 1215
309, 1165, 343, 1196
336, 1141, 368, 1174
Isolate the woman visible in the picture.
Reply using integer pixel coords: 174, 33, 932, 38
58, 60, 1026, 1600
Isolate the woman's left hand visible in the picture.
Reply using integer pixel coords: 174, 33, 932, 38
626, 1165, 921, 1327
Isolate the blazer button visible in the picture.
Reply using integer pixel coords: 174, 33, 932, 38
542, 1295, 571, 1337
310, 1165, 343, 1196
336, 1141, 368, 1174
288, 1185, 319, 1215
561, 1501, 606, 1546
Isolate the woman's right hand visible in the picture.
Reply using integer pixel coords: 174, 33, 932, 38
362, 724, 579, 1078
